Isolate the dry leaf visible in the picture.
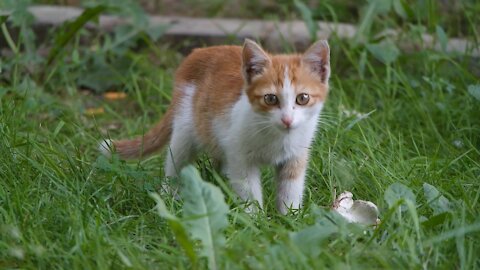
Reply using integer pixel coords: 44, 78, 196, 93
103, 91, 127, 100
84, 107, 105, 116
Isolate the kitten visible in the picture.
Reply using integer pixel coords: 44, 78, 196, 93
100, 39, 330, 214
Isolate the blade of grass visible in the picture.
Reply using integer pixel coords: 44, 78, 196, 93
1, 16, 19, 55
294, 0, 317, 42
46, 5, 107, 67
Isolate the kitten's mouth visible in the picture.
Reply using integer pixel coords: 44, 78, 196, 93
277, 124, 294, 132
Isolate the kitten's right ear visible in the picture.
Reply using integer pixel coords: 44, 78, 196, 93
242, 39, 270, 83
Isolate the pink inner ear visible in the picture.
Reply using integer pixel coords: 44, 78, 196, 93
243, 62, 264, 84
242, 41, 270, 83
303, 40, 330, 83
303, 58, 329, 83
317, 62, 329, 83
246, 61, 266, 76
244, 64, 260, 83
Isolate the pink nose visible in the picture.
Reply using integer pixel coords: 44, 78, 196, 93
281, 116, 293, 128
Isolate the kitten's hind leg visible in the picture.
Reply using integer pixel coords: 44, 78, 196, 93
163, 128, 196, 198
164, 84, 198, 177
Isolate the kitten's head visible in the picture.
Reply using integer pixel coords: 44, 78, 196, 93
242, 39, 330, 130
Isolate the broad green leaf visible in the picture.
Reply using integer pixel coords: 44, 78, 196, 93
180, 166, 229, 270
145, 24, 169, 42
294, 0, 317, 42
468, 85, 480, 101
354, 0, 377, 44
77, 59, 122, 93
290, 223, 337, 257
435, 25, 448, 52
399, 0, 415, 19
366, 40, 400, 65
421, 212, 450, 228
423, 183, 452, 215
373, 0, 393, 14
150, 193, 197, 264
405, 199, 421, 242
46, 5, 107, 66
393, 0, 407, 18
313, 205, 350, 226
1, 0, 34, 26
384, 182, 415, 211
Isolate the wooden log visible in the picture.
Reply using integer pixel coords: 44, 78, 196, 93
1, 5, 478, 56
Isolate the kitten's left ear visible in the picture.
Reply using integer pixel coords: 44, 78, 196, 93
302, 40, 330, 84
242, 39, 271, 84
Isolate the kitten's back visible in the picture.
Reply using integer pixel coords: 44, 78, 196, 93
174, 46, 246, 146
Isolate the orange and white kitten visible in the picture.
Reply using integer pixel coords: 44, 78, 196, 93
100, 39, 330, 214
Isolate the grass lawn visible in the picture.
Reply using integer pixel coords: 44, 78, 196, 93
1, 0, 479, 269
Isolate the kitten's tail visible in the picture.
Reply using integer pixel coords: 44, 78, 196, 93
99, 108, 174, 159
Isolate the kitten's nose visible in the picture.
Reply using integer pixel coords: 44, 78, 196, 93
281, 116, 293, 128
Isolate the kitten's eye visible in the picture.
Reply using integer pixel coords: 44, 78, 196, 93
264, 94, 279, 105
296, 93, 310, 105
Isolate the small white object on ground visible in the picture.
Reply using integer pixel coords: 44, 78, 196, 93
332, 191, 380, 226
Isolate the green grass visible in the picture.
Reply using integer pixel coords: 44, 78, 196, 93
1, 1, 480, 269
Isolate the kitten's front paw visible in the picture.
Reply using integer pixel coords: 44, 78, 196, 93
242, 200, 263, 214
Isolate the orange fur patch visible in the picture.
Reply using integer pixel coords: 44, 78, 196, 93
277, 154, 308, 180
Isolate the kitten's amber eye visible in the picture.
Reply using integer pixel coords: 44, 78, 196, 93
296, 93, 310, 105
264, 94, 279, 105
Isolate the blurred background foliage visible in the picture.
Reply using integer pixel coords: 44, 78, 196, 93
1, 0, 479, 93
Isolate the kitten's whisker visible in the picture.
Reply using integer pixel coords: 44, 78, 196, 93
251, 124, 274, 133
318, 118, 335, 125
317, 123, 334, 130
252, 121, 273, 126
318, 120, 335, 126
318, 118, 335, 124
320, 113, 337, 118
318, 117, 337, 125
249, 124, 275, 138
319, 115, 337, 121
318, 122, 336, 127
